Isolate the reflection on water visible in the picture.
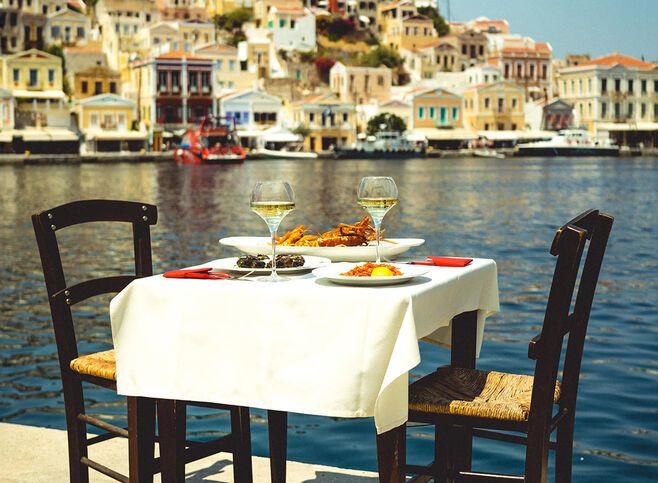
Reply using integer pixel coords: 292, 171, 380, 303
1, 157, 657, 480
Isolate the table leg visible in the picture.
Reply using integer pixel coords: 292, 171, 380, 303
230, 406, 253, 483
157, 399, 186, 483
449, 310, 478, 474
127, 396, 156, 483
267, 410, 287, 483
376, 423, 406, 483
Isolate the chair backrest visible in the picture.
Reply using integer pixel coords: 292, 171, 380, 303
526, 209, 613, 433
32, 200, 158, 375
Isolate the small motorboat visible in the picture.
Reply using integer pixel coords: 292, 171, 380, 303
252, 147, 318, 159
333, 131, 426, 159
473, 148, 505, 159
174, 116, 246, 164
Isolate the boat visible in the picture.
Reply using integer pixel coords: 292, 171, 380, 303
473, 148, 505, 159
250, 146, 318, 160
333, 131, 426, 159
516, 129, 619, 157
173, 116, 246, 164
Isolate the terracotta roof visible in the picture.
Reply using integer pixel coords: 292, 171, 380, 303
578, 53, 657, 69
469, 18, 509, 33
157, 51, 205, 60
402, 14, 433, 24
196, 43, 237, 53
273, 6, 306, 14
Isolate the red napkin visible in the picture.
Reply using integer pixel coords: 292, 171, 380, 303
163, 267, 231, 279
411, 256, 473, 267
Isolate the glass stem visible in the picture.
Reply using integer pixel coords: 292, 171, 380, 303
270, 225, 278, 279
374, 219, 382, 263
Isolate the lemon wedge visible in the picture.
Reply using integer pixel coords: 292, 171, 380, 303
371, 267, 395, 277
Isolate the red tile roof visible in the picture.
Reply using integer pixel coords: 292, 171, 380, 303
578, 53, 657, 69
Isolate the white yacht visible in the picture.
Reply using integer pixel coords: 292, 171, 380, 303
517, 129, 619, 156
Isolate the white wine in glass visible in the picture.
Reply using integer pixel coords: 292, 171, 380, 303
357, 177, 398, 263
250, 181, 295, 281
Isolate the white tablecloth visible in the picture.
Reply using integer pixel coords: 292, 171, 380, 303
110, 259, 499, 433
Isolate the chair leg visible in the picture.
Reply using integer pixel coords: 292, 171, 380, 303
376, 423, 406, 483
128, 396, 156, 483
267, 410, 287, 483
525, 433, 550, 483
63, 377, 89, 483
555, 416, 575, 483
231, 406, 253, 483
433, 424, 450, 483
157, 400, 186, 483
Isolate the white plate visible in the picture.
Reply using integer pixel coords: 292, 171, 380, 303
219, 237, 425, 262
312, 263, 429, 286
211, 255, 331, 275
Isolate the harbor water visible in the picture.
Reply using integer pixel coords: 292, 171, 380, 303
1, 157, 657, 480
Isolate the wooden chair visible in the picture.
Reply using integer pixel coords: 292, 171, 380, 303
32, 200, 253, 483
402, 209, 614, 483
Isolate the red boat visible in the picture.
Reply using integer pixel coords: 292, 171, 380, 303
174, 116, 246, 164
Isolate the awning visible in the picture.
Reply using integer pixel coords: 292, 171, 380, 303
263, 131, 301, 143
413, 128, 478, 141
12, 90, 67, 100
405, 132, 427, 142
85, 130, 149, 141
16, 128, 79, 141
238, 129, 265, 138
597, 122, 658, 132
477, 130, 518, 141
0, 131, 14, 143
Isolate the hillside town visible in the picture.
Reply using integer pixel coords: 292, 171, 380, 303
0, 0, 657, 156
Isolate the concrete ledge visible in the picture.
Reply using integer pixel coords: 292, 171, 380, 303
0, 422, 377, 482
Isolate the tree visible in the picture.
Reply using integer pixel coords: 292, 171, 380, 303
213, 7, 253, 32
292, 124, 311, 138
417, 6, 450, 37
314, 56, 336, 83
327, 18, 355, 42
360, 46, 403, 69
366, 113, 407, 135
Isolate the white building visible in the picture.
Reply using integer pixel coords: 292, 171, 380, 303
266, 5, 315, 52
557, 53, 658, 145
45, 9, 90, 47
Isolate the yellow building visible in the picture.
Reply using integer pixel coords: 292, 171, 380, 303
329, 62, 392, 104
411, 87, 462, 129
293, 93, 356, 152
377, 1, 436, 51
74, 93, 148, 152
73, 65, 121, 99
194, 43, 257, 92
0, 48, 69, 127
463, 81, 525, 131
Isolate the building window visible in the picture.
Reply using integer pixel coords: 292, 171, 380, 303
452, 107, 458, 121
342, 112, 348, 123
578, 79, 582, 94
279, 19, 285, 28
601, 78, 607, 93
497, 97, 504, 112
628, 79, 634, 93
484, 97, 490, 109
90, 113, 99, 128
654, 80, 658, 93
541, 64, 547, 80
511, 123, 517, 130
110, 81, 117, 93
614, 78, 620, 92
628, 103, 633, 117
641, 103, 646, 118
94, 81, 102, 94
529, 64, 535, 79
512, 97, 518, 109
439, 106, 447, 124
418, 106, 425, 119
29, 69, 38, 87
484, 123, 489, 130
290, 19, 296, 28
309, 112, 315, 123
497, 123, 504, 130
12, 68, 19, 83
614, 102, 620, 118
601, 102, 607, 118
654, 103, 658, 119
377, 75, 384, 86
48, 69, 55, 83
51, 26, 60, 38
429, 106, 435, 119
641, 79, 647, 94
229, 60, 235, 71
77, 27, 84, 38
81, 80, 88, 93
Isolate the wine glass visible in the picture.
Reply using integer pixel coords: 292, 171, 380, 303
250, 181, 295, 281
357, 176, 398, 263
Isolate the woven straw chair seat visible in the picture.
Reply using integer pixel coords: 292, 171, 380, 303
70, 349, 117, 381
409, 366, 561, 422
